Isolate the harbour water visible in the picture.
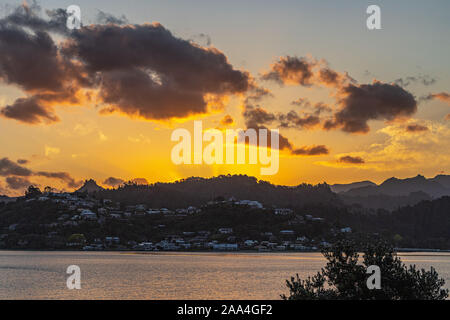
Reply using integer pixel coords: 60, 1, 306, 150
1, 251, 449, 299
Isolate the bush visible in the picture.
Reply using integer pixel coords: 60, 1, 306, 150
282, 240, 449, 300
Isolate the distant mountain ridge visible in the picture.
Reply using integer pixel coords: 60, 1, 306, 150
343, 174, 450, 198
330, 181, 376, 193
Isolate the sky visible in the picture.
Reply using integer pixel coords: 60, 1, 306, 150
0, 0, 449, 195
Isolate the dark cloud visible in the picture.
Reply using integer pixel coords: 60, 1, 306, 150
338, 155, 365, 164
261, 56, 315, 86
244, 87, 272, 104
244, 103, 327, 131
103, 177, 125, 187
0, 1, 68, 34
0, 97, 59, 124
394, 75, 436, 87
405, 123, 429, 133
0, 4, 251, 123
0, 157, 81, 189
0, 4, 89, 124
220, 115, 234, 126
242, 106, 329, 157
278, 110, 320, 129
326, 82, 417, 133
6, 176, 32, 190
291, 98, 311, 108
243, 105, 276, 128
291, 145, 329, 156
0, 27, 68, 91
262, 56, 353, 89
96, 10, 128, 25
191, 33, 211, 46
421, 92, 450, 104
131, 178, 148, 185
0, 157, 33, 176
17, 159, 29, 165
62, 23, 250, 120
35, 171, 83, 188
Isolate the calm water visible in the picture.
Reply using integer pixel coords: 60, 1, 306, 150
1, 251, 450, 299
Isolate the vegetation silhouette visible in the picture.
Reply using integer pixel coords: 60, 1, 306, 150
282, 239, 449, 300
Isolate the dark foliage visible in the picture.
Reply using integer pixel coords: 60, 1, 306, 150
282, 240, 449, 300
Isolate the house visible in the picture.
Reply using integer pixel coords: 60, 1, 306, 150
244, 240, 257, 247
218, 228, 233, 234
280, 230, 295, 235
212, 243, 238, 251
235, 200, 263, 209
135, 204, 147, 211
340, 227, 352, 233
105, 236, 120, 244
80, 209, 97, 220
274, 208, 293, 215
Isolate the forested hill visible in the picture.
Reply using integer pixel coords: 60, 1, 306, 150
96, 175, 338, 208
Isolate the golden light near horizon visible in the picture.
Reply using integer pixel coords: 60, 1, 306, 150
0, 0, 449, 196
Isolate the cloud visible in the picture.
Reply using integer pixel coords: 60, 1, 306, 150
291, 97, 311, 108
0, 156, 81, 190
103, 177, 125, 187
394, 75, 436, 87
35, 171, 82, 188
261, 57, 418, 135
430, 92, 450, 103
0, 4, 251, 124
405, 123, 429, 133
243, 105, 276, 128
130, 178, 148, 185
338, 155, 365, 164
420, 92, 450, 105
262, 56, 353, 88
17, 159, 29, 164
291, 145, 329, 156
6, 176, 32, 190
446, 114, 450, 121
278, 110, 321, 129
44, 145, 60, 157
0, 97, 59, 124
95, 10, 128, 25
319, 121, 450, 172
0, 2, 68, 34
261, 56, 315, 86
324, 82, 417, 133
241, 104, 329, 156
0, 157, 33, 176
220, 115, 234, 126
63, 23, 251, 120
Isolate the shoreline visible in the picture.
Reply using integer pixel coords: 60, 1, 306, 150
1, 248, 450, 254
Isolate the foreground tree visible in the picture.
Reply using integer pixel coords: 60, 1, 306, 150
282, 240, 448, 300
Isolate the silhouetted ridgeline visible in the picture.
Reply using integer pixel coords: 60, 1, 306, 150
332, 174, 450, 210
96, 175, 339, 208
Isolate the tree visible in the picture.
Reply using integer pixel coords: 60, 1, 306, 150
67, 234, 86, 245
282, 239, 448, 300
44, 186, 53, 194
25, 185, 42, 198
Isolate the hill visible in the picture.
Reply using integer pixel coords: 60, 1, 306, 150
96, 175, 338, 208
76, 179, 105, 193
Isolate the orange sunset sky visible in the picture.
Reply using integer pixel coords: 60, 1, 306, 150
0, 0, 449, 195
